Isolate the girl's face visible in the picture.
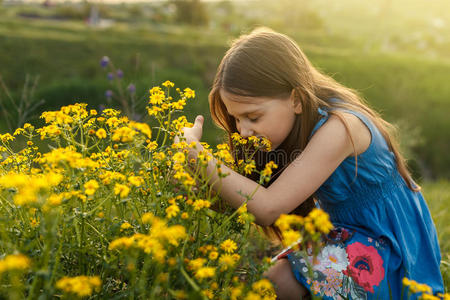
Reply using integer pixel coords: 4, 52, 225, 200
220, 89, 300, 150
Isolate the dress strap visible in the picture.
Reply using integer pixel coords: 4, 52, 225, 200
309, 107, 329, 139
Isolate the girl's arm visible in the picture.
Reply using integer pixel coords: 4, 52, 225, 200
183, 114, 364, 226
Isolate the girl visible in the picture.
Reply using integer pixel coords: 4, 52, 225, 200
180, 28, 444, 299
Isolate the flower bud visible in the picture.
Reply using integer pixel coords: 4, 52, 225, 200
105, 90, 113, 98
127, 83, 136, 94
100, 56, 109, 68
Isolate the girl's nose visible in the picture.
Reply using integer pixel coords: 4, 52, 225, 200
239, 123, 254, 138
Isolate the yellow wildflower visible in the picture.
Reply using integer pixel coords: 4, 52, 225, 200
0, 254, 31, 274
420, 294, 440, 300
195, 267, 215, 280
281, 230, 302, 247
252, 279, 276, 299
231, 287, 243, 300
47, 193, 63, 206
112, 126, 135, 142
244, 291, 262, 300
209, 251, 219, 260
114, 183, 130, 198
149, 92, 165, 105
120, 222, 133, 231
188, 258, 206, 271
166, 204, 180, 219
220, 239, 238, 253
56, 275, 101, 297
172, 152, 186, 164
219, 254, 237, 270
162, 80, 175, 88
183, 88, 195, 99
142, 212, 155, 224
109, 237, 134, 250
96, 128, 107, 139
192, 199, 211, 211
84, 179, 99, 196
309, 208, 333, 234
202, 289, 214, 299
30, 217, 40, 228
244, 161, 256, 175
128, 175, 144, 187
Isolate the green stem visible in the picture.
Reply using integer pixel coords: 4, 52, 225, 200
210, 186, 258, 237
161, 111, 172, 147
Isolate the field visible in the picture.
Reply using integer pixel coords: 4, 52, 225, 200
0, 0, 449, 297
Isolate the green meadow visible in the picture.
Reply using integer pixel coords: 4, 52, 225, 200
0, 0, 449, 290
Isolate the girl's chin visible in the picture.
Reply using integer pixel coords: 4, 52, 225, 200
270, 143, 280, 151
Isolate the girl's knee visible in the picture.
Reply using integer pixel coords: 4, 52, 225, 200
264, 257, 289, 279
264, 259, 308, 300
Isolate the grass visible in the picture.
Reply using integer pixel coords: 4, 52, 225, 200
422, 180, 450, 290
1, 14, 449, 178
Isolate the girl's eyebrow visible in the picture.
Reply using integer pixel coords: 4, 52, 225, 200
229, 109, 262, 117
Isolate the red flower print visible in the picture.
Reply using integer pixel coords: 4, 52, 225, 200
343, 242, 384, 293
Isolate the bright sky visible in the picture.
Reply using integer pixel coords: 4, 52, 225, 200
14, 0, 227, 3
16, 0, 164, 2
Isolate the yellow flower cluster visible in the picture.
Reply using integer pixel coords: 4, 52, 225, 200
171, 116, 193, 134
214, 144, 235, 166
230, 278, 276, 300
237, 203, 255, 224
0, 81, 282, 298
218, 253, 240, 271
250, 278, 277, 300
307, 208, 334, 235
0, 254, 30, 274
109, 213, 186, 263
0, 172, 63, 205
231, 133, 272, 151
402, 277, 450, 299
37, 146, 99, 170
260, 161, 278, 181
56, 275, 101, 297
114, 183, 130, 198
147, 82, 195, 118
275, 208, 333, 247
0, 133, 15, 143
191, 199, 211, 211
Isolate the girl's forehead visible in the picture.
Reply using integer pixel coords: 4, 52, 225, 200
219, 89, 259, 103
220, 89, 266, 115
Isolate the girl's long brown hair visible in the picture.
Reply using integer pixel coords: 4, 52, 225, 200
208, 27, 418, 237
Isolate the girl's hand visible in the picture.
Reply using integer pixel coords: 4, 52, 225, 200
174, 115, 205, 159
181, 115, 204, 144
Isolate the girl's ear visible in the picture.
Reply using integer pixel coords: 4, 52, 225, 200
290, 89, 303, 114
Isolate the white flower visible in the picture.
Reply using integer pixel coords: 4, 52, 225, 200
316, 245, 348, 272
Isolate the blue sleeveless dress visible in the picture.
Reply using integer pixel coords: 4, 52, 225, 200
284, 106, 444, 299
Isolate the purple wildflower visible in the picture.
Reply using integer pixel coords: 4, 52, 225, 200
100, 56, 110, 68
98, 104, 106, 113
107, 72, 114, 80
127, 83, 136, 94
105, 90, 113, 98
116, 69, 124, 78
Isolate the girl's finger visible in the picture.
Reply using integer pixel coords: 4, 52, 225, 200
194, 115, 204, 128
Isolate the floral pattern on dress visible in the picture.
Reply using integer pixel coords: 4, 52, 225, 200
316, 245, 349, 272
343, 242, 385, 293
287, 228, 385, 300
